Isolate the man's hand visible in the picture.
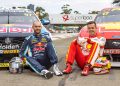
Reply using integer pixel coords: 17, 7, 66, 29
77, 37, 87, 47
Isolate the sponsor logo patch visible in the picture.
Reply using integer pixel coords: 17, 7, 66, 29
0, 44, 19, 49
0, 50, 19, 54
104, 49, 120, 54
41, 38, 47, 42
0, 63, 9, 67
32, 39, 38, 43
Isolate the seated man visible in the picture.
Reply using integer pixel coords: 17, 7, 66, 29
19, 21, 63, 79
63, 21, 106, 76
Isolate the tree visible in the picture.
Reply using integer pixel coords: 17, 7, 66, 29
35, 7, 49, 19
88, 10, 100, 14
61, 4, 72, 14
112, 0, 120, 6
12, 7, 16, 9
113, 0, 120, 4
74, 11, 81, 14
18, 6, 26, 9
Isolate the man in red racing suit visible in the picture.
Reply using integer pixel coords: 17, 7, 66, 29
63, 21, 106, 76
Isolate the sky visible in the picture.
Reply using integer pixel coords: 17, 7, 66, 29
0, 0, 113, 14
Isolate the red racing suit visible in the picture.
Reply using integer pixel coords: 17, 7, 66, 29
66, 32, 106, 69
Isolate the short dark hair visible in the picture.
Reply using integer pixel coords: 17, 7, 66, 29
86, 21, 96, 26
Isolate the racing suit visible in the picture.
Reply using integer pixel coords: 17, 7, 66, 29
66, 32, 106, 69
19, 33, 58, 74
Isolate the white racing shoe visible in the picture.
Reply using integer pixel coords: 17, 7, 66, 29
40, 69, 53, 79
53, 64, 63, 76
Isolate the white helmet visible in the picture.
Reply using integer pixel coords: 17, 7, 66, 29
9, 57, 23, 74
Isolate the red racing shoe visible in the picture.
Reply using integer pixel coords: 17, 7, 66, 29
63, 63, 72, 74
81, 64, 91, 76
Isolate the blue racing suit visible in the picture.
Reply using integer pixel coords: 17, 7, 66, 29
19, 33, 58, 74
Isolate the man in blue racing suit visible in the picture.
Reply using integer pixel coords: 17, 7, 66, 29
19, 21, 63, 79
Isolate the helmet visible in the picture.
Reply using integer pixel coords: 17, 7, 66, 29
93, 57, 111, 75
9, 57, 23, 74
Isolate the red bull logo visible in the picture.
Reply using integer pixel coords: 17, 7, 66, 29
33, 47, 45, 51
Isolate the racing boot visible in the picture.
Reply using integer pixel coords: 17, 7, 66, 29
53, 64, 63, 76
81, 64, 91, 76
40, 69, 53, 79
63, 63, 72, 74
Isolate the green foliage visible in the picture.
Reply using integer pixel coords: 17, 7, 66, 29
88, 11, 100, 14
113, 0, 120, 4
18, 6, 26, 9
35, 7, 49, 19
61, 4, 72, 14
74, 11, 81, 14
61, 4, 81, 14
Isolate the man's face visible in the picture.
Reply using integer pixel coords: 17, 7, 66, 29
32, 21, 42, 35
87, 23, 97, 36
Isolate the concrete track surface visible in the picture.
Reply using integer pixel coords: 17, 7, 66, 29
0, 37, 120, 86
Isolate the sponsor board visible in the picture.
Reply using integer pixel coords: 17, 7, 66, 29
0, 44, 19, 49
49, 14, 97, 24
0, 63, 9, 67
0, 28, 33, 33
104, 49, 120, 54
0, 50, 19, 54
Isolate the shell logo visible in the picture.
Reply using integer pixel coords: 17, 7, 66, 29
86, 44, 92, 49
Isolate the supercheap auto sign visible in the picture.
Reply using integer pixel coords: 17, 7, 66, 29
49, 14, 97, 24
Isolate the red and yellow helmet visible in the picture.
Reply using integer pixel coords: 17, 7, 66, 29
93, 57, 111, 75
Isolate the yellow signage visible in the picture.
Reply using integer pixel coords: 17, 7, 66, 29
102, 12, 109, 16
100, 23, 120, 30
112, 8, 120, 11
0, 50, 19, 54
0, 63, 9, 67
